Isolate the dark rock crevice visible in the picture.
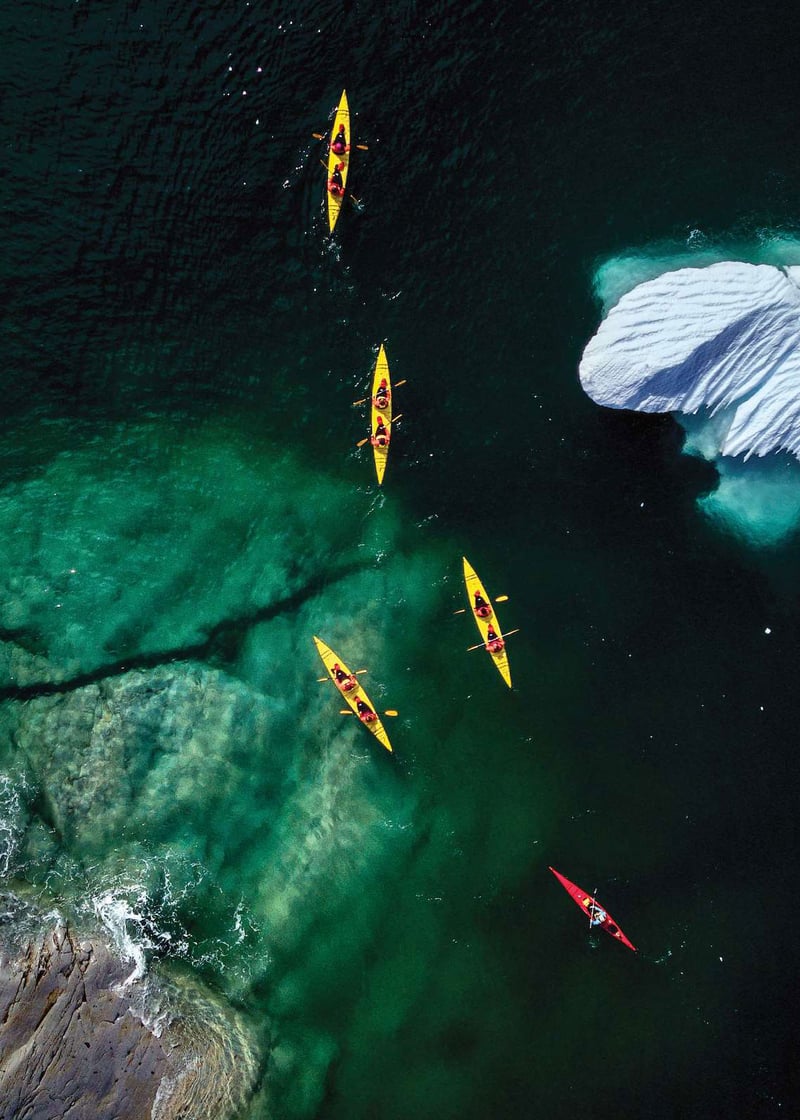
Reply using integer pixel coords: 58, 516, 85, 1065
0, 557, 365, 703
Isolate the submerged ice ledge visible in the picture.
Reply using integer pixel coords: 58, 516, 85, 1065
580, 261, 800, 461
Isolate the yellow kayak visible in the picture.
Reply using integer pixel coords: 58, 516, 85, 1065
370, 344, 392, 485
313, 635, 393, 752
326, 90, 351, 233
462, 557, 512, 688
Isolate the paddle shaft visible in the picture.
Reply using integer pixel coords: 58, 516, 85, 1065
313, 133, 368, 150
340, 709, 398, 716
317, 669, 368, 682
352, 379, 407, 407
588, 888, 600, 927
356, 413, 403, 448
453, 594, 509, 615
466, 627, 520, 652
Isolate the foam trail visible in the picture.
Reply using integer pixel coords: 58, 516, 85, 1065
91, 887, 151, 986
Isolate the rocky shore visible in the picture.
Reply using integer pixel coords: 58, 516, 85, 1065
0, 894, 261, 1120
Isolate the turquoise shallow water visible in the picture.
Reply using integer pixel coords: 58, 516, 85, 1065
4, 1, 800, 1117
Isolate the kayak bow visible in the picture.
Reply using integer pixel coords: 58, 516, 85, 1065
371, 344, 392, 485
313, 635, 393, 753
549, 866, 637, 951
462, 557, 512, 688
327, 90, 351, 233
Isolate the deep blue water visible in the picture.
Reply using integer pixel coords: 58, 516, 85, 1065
4, 1, 800, 1117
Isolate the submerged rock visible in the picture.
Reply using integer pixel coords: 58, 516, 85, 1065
0, 893, 261, 1120
14, 664, 274, 861
0, 424, 362, 685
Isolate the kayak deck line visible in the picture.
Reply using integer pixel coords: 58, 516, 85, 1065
313, 635, 393, 752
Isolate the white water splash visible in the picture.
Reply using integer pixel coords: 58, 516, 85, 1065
0, 775, 28, 877
91, 885, 154, 986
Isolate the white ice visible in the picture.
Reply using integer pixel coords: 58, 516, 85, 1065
580, 261, 800, 461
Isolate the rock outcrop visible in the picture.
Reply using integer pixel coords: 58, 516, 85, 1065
0, 896, 261, 1120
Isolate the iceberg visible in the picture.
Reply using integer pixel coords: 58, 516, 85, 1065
580, 261, 800, 460
579, 258, 800, 544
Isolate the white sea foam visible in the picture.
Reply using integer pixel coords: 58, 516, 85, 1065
91, 886, 152, 986
81, 854, 263, 999
0, 775, 27, 876
581, 245, 800, 544
86, 861, 198, 987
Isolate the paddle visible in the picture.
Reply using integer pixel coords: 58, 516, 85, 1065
466, 627, 520, 652
588, 888, 600, 929
356, 414, 403, 448
453, 594, 509, 615
352, 380, 407, 407
317, 669, 368, 683
313, 132, 369, 150
340, 709, 399, 717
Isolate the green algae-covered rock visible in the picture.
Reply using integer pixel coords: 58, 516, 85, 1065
0, 422, 362, 685
15, 664, 274, 861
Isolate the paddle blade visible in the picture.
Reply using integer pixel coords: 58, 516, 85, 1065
383, 710, 399, 717
339, 710, 354, 715
356, 143, 369, 150
453, 608, 466, 615
312, 132, 324, 140
495, 595, 509, 602
356, 437, 370, 448
352, 397, 368, 407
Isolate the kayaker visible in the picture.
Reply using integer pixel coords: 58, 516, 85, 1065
327, 162, 345, 198
356, 698, 377, 723
485, 625, 505, 654
331, 124, 350, 155
373, 377, 390, 411
584, 898, 608, 926
371, 415, 389, 448
473, 590, 492, 619
332, 663, 357, 693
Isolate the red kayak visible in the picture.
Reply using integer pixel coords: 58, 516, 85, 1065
549, 866, 637, 952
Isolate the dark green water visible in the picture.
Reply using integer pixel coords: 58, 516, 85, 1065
3, 1, 800, 1117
